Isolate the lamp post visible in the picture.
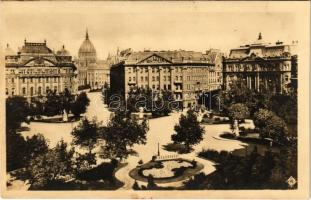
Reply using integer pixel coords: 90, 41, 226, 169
157, 142, 160, 156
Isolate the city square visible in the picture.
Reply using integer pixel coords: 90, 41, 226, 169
3, 1, 304, 195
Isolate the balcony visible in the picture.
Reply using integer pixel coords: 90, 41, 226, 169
174, 89, 183, 93
174, 80, 182, 84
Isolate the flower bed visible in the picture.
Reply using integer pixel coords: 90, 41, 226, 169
142, 160, 192, 178
129, 158, 204, 183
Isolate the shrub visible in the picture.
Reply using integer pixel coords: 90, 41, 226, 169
219, 133, 235, 139
132, 180, 140, 190
76, 162, 116, 182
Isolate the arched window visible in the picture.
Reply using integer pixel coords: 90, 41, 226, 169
22, 87, 26, 95
46, 86, 50, 93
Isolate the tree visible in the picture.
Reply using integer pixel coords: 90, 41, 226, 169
6, 96, 29, 131
101, 111, 148, 161
71, 118, 100, 170
228, 103, 250, 123
28, 139, 74, 189
60, 88, 74, 119
25, 134, 49, 162
71, 92, 90, 118
6, 129, 28, 171
171, 109, 205, 152
6, 96, 30, 171
44, 90, 62, 116
29, 97, 45, 118
254, 109, 289, 144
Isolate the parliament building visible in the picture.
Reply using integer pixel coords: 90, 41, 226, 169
5, 40, 77, 100
110, 49, 223, 108
223, 33, 298, 94
77, 30, 111, 90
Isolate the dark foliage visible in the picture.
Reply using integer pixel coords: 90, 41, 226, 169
76, 162, 116, 182
171, 109, 204, 152
6, 96, 29, 131
71, 92, 90, 118
190, 145, 297, 189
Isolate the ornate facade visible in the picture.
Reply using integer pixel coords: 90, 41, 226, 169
223, 33, 298, 94
77, 30, 110, 90
110, 49, 223, 108
5, 40, 77, 100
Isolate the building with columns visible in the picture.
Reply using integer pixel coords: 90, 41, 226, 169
77, 30, 111, 90
110, 49, 223, 108
5, 40, 77, 100
223, 33, 298, 94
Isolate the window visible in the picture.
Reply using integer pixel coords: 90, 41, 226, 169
133, 77, 136, 81
46, 86, 50, 93
11, 78, 14, 83
39, 78, 41, 83
129, 77, 132, 81
180, 76, 182, 81
156, 76, 159, 81
152, 68, 155, 73
30, 87, 33, 96
152, 85, 155, 89
141, 77, 144, 82
168, 84, 171, 90
164, 76, 166, 81
145, 68, 148, 73
54, 86, 57, 92
38, 86, 42, 95
22, 87, 26, 95
285, 75, 289, 82
145, 76, 148, 81
30, 78, 33, 83
176, 76, 178, 80
6, 88, 8, 95
164, 84, 167, 90
152, 76, 155, 81
22, 78, 25, 83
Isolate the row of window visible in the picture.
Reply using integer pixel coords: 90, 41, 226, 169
128, 66, 182, 74
21, 86, 58, 96
7, 77, 70, 84
5, 86, 58, 96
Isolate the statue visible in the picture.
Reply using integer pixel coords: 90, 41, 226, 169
233, 119, 239, 137
63, 109, 68, 122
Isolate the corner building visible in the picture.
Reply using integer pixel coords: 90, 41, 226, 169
110, 49, 223, 108
223, 33, 298, 94
5, 40, 77, 100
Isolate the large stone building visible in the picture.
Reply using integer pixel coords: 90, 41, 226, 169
223, 33, 298, 94
77, 30, 110, 90
110, 49, 223, 108
5, 40, 77, 100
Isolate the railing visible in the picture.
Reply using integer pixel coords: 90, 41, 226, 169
155, 154, 179, 161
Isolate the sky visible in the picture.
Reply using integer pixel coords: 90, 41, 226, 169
0, 1, 306, 60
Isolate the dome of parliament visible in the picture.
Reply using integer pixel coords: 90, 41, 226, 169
78, 30, 97, 63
